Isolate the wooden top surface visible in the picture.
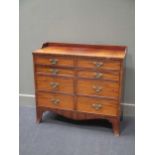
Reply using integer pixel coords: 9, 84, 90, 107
33, 42, 127, 59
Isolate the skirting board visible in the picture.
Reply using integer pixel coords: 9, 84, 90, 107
19, 94, 135, 116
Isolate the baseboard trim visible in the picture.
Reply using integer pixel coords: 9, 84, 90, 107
19, 93, 135, 116
19, 94, 35, 98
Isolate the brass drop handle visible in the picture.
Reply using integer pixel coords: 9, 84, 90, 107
51, 99, 60, 105
94, 73, 103, 79
93, 61, 103, 68
92, 103, 103, 110
50, 69, 59, 75
92, 85, 103, 93
50, 82, 59, 89
49, 58, 58, 65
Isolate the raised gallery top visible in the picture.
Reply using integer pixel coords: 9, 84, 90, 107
33, 42, 127, 59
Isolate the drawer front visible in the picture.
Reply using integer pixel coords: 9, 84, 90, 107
37, 92, 74, 110
36, 66, 74, 77
77, 97, 118, 116
34, 55, 74, 66
77, 71, 119, 81
77, 79, 119, 98
36, 76, 74, 94
77, 58, 120, 70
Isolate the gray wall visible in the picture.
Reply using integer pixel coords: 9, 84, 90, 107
20, 0, 135, 104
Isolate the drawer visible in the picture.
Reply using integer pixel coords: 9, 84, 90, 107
77, 70, 119, 81
77, 58, 120, 70
37, 92, 74, 110
77, 79, 119, 98
36, 66, 74, 77
36, 76, 74, 94
34, 55, 74, 67
77, 97, 118, 116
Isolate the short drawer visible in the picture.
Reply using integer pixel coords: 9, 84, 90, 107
77, 79, 119, 98
34, 55, 74, 67
36, 66, 74, 77
77, 70, 119, 81
77, 96, 118, 116
36, 76, 74, 94
37, 92, 74, 110
77, 58, 120, 70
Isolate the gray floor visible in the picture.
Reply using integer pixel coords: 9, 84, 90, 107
19, 106, 135, 155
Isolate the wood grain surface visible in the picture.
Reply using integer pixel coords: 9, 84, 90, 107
33, 42, 126, 59
37, 92, 74, 110
77, 79, 119, 98
36, 66, 74, 77
36, 75, 74, 94
77, 70, 119, 81
77, 58, 121, 70
33, 42, 127, 136
77, 96, 118, 116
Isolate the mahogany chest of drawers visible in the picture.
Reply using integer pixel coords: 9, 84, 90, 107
33, 42, 126, 136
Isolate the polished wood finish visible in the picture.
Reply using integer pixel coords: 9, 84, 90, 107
77, 79, 119, 98
77, 58, 121, 70
36, 75, 74, 94
37, 92, 74, 110
34, 55, 74, 66
77, 70, 119, 81
33, 42, 126, 136
34, 42, 126, 59
77, 96, 118, 116
36, 66, 74, 77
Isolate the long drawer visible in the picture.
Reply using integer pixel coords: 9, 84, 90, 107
77, 96, 119, 116
37, 92, 74, 110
